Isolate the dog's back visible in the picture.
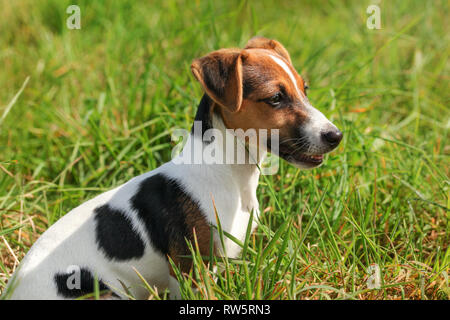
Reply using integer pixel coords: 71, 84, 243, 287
6, 170, 171, 299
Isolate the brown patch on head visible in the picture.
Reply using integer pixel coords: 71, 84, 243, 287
245, 36, 293, 65
222, 49, 309, 143
191, 38, 311, 155
244, 36, 308, 95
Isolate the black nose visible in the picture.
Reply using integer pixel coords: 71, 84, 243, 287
321, 128, 343, 147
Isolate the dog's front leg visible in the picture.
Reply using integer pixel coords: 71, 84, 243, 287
167, 276, 182, 300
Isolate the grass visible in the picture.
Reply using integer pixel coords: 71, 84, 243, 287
0, 0, 448, 300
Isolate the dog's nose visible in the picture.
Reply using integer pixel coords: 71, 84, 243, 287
321, 128, 343, 147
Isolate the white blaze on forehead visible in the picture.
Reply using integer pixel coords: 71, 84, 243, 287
268, 55, 336, 146
268, 54, 307, 103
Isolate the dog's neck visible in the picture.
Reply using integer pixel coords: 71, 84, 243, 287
171, 95, 262, 256
178, 94, 264, 200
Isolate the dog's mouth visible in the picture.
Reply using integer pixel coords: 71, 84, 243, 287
270, 138, 330, 169
287, 153, 324, 168
296, 153, 324, 164
276, 147, 325, 168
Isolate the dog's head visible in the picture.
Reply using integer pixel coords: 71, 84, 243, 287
191, 37, 342, 169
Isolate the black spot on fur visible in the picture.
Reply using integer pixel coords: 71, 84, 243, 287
54, 267, 116, 299
191, 94, 213, 141
94, 204, 145, 261
130, 173, 206, 258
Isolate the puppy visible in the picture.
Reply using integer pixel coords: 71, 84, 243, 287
4, 37, 342, 299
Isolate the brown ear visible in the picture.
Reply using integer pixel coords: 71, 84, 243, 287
191, 49, 243, 112
245, 36, 292, 65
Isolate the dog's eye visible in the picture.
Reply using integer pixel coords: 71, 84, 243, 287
304, 84, 309, 96
266, 92, 282, 107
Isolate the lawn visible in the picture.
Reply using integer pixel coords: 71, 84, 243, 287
0, 0, 448, 299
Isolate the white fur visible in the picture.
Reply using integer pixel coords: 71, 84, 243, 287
5, 114, 261, 300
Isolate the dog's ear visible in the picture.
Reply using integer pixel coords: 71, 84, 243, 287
245, 36, 292, 65
191, 49, 243, 113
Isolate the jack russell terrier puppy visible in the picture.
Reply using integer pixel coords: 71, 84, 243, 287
4, 37, 342, 300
